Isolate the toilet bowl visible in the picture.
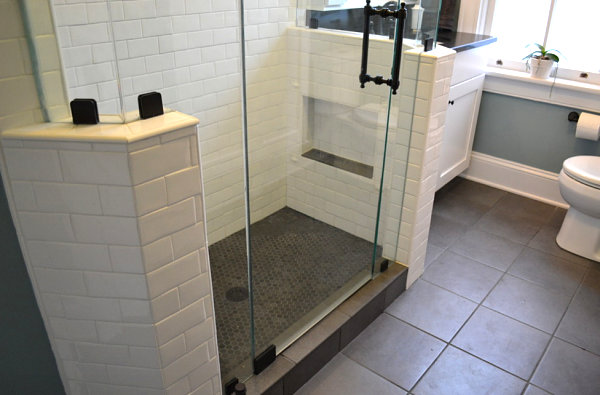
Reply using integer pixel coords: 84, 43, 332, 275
556, 155, 600, 262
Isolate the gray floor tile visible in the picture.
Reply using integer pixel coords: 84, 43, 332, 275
412, 346, 525, 395
296, 354, 406, 395
422, 251, 503, 302
493, 194, 556, 225
343, 314, 445, 390
523, 384, 552, 395
433, 193, 489, 226
425, 243, 444, 269
475, 208, 542, 245
386, 280, 477, 341
452, 307, 550, 379
528, 225, 592, 267
556, 269, 600, 355
450, 229, 524, 271
508, 247, 587, 296
532, 338, 600, 395
439, 178, 507, 208
483, 274, 571, 333
546, 207, 567, 229
428, 214, 468, 249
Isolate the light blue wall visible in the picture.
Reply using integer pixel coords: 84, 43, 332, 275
473, 92, 600, 173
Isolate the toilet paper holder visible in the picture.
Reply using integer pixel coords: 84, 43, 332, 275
568, 112, 580, 122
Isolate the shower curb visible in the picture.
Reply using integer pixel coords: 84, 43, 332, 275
243, 263, 409, 394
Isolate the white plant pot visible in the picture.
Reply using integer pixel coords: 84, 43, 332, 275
529, 57, 555, 79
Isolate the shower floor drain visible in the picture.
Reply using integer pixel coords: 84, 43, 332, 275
226, 287, 249, 302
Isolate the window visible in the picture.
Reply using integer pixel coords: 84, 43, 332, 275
489, 0, 600, 76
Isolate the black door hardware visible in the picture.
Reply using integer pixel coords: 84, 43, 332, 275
448, 100, 455, 105
359, 1, 407, 94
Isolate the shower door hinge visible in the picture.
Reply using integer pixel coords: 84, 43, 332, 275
253, 344, 276, 375
376, 257, 389, 273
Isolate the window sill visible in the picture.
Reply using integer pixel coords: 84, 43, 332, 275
483, 67, 600, 113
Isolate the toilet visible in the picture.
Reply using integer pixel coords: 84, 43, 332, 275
556, 155, 600, 262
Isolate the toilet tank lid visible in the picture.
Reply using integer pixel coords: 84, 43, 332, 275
563, 156, 600, 188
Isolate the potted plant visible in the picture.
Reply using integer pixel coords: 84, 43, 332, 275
523, 43, 560, 79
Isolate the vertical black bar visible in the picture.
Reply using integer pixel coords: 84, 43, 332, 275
359, 1, 372, 88
391, 3, 406, 94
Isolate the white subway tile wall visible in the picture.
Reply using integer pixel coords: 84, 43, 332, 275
1, 125, 221, 394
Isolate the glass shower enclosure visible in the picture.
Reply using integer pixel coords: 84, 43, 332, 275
18, 0, 442, 388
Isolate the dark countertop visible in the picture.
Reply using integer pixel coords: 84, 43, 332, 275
437, 30, 497, 52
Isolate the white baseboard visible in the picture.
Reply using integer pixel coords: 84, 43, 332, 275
461, 152, 569, 208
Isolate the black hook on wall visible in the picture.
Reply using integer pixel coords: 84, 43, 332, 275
568, 112, 580, 122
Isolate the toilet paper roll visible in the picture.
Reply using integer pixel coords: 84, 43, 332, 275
576, 112, 600, 141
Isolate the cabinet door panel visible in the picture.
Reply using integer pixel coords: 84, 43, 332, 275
437, 74, 484, 190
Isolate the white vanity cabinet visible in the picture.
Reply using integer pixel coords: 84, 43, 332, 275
436, 73, 484, 189
436, 41, 491, 190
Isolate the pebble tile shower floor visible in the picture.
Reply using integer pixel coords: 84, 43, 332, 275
208, 207, 376, 378
298, 178, 600, 395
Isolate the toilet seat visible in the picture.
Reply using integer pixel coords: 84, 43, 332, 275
563, 156, 600, 189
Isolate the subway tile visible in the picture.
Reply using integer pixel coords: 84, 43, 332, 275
184, 316, 214, 351
109, 246, 145, 274
133, 177, 168, 216
147, 251, 201, 298
171, 222, 204, 259
155, 299, 206, 345
69, 23, 110, 46
49, 318, 97, 342
162, 343, 210, 387
76, 343, 129, 365
129, 346, 162, 369
10, 181, 36, 211
27, 241, 111, 271
96, 321, 157, 347
60, 151, 130, 186
127, 37, 159, 58
42, 293, 65, 317
165, 166, 202, 204
142, 236, 174, 272
35, 268, 86, 295
98, 185, 136, 217
119, 299, 153, 324
138, 198, 196, 245
178, 274, 210, 308
123, 0, 157, 20
33, 182, 102, 215
84, 272, 148, 299
62, 295, 121, 322
129, 138, 191, 185
106, 365, 163, 389
3, 148, 62, 181
159, 334, 186, 367
112, 20, 143, 41
71, 215, 140, 246
151, 288, 181, 322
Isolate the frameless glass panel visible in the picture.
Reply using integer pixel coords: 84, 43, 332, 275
243, 0, 441, 370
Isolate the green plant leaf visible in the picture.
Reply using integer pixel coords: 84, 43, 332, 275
546, 53, 559, 62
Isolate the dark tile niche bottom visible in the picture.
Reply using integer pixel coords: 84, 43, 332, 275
243, 263, 408, 395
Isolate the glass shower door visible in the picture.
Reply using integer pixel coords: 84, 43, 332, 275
241, 0, 433, 376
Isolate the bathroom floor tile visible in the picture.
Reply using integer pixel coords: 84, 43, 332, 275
296, 354, 406, 395
386, 280, 477, 341
450, 229, 524, 271
475, 208, 542, 245
452, 307, 550, 379
556, 269, 600, 355
483, 274, 571, 333
428, 214, 469, 249
422, 251, 503, 302
343, 314, 445, 390
523, 384, 552, 395
424, 243, 444, 269
438, 178, 507, 208
508, 247, 587, 296
493, 193, 556, 225
433, 192, 489, 226
412, 346, 526, 395
531, 338, 600, 395
528, 225, 592, 267
546, 207, 567, 229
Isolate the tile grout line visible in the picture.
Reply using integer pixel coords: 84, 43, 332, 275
521, 263, 593, 394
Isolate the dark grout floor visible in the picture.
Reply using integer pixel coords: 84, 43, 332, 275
296, 178, 600, 395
